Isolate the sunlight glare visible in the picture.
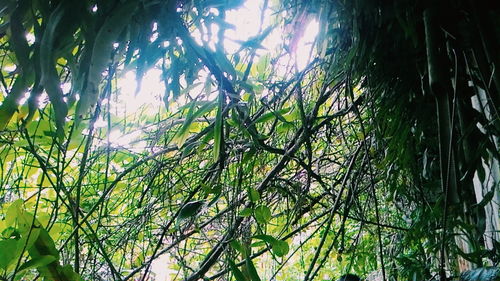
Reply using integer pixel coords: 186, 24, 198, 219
224, 0, 271, 53
117, 69, 164, 114
105, 0, 319, 156
26, 33, 35, 44
295, 19, 319, 70
224, 0, 318, 70
150, 254, 175, 281
108, 130, 135, 147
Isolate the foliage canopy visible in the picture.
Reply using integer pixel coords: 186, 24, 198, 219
0, 0, 498, 280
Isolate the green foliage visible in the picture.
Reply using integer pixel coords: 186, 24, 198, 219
0, 200, 81, 280
0, 0, 498, 280
253, 234, 289, 257
253, 205, 272, 224
228, 259, 247, 281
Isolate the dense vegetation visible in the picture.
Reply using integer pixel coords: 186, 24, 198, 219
0, 0, 498, 280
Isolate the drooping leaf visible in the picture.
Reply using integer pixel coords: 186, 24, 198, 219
173, 100, 217, 148
39, 1, 83, 138
75, 1, 137, 125
9, 2, 31, 70
0, 2, 34, 129
213, 104, 223, 162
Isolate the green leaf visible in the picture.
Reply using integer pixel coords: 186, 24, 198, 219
0, 239, 18, 269
173, 101, 217, 148
58, 264, 83, 281
0, 67, 31, 130
255, 54, 270, 78
39, 1, 73, 138
252, 234, 276, 244
283, 108, 300, 122
230, 240, 247, 257
272, 240, 289, 257
245, 257, 261, 281
18, 228, 41, 254
16, 211, 37, 234
477, 190, 495, 208
254, 205, 271, 224
252, 234, 289, 257
239, 208, 253, 217
0, 3, 34, 130
248, 188, 260, 202
213, 49, 236, 79
236, 25, 274, 52
5, 199, 23, 227
75, 1, 137, 125
242, 149, 256, 164
173, 102, 197, 147
213, 105, 223, 162
254, 108, 291, 124
228, 259, 246, 281
9, 3, 31, 70
201, 183, 221, 195
167, 59, 181, 100
16, 255, 57, 275
28, 229, 59, 259
276, 122, 294, 134
205, 75, 213, 96
250, 241, 266, 248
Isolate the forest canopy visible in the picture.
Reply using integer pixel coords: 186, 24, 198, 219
0, 0, 499, 280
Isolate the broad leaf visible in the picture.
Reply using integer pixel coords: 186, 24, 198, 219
16, 255, 57, 275
254, 205, 271, 224
239, 208, 253, 217
0, 239, 18, 270
248, 188, 260, 202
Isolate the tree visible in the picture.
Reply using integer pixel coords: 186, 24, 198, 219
0, 0, 498, 280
